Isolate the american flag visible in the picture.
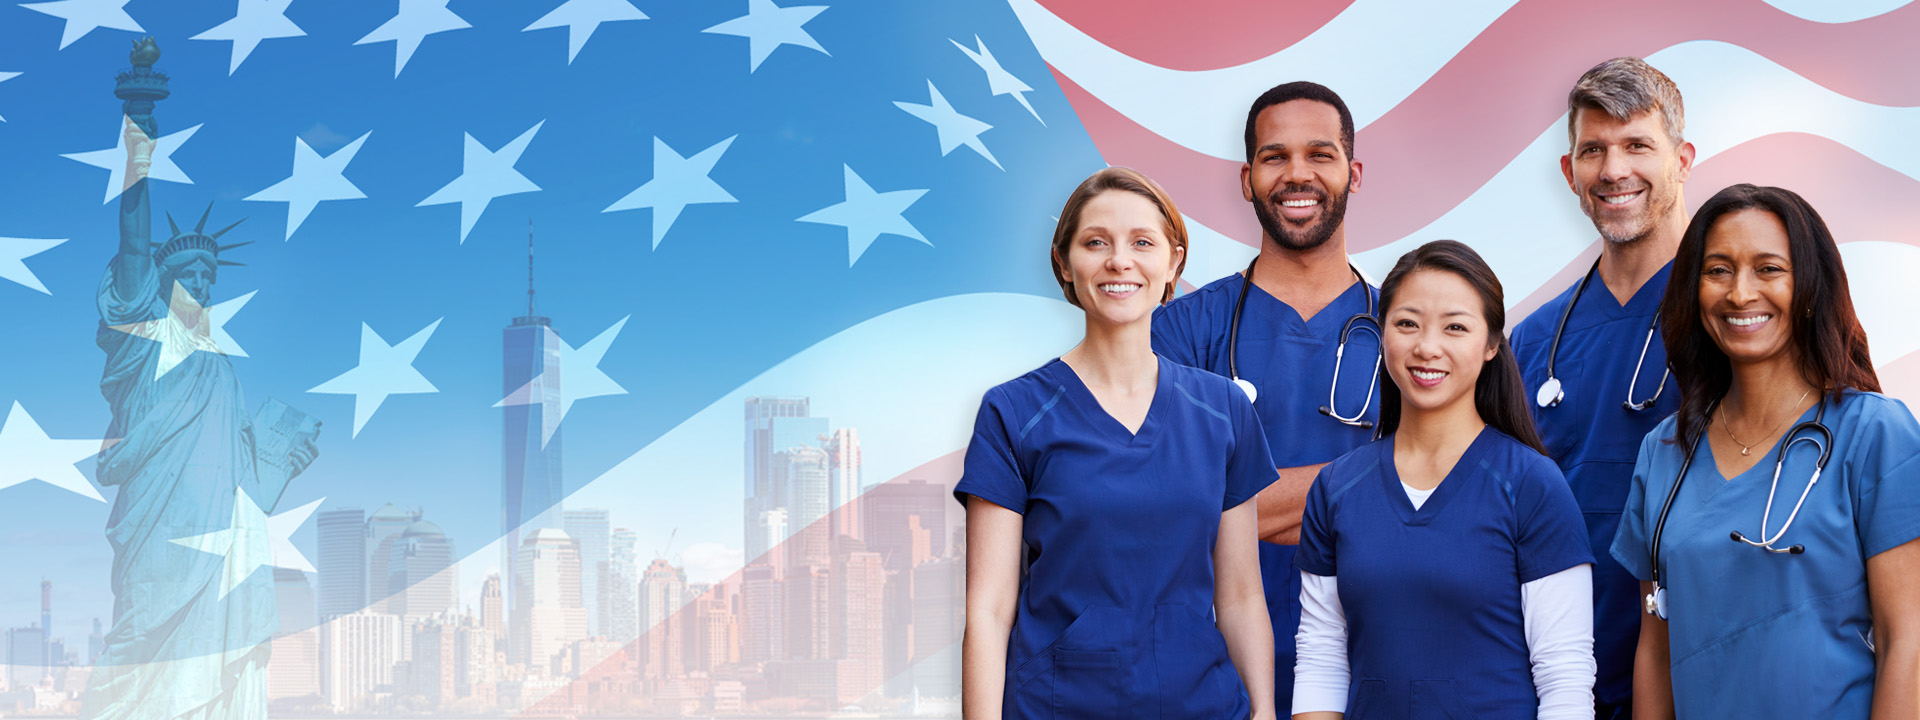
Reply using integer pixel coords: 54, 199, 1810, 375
0, 0, 1915, 716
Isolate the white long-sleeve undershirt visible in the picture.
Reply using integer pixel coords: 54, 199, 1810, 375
1291, 484, 1595, 719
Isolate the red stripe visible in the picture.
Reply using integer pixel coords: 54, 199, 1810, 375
1033, 0, 1354, 71
1056, 0, 1920, 254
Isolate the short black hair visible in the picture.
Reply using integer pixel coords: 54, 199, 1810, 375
1243, 81, 1355, 163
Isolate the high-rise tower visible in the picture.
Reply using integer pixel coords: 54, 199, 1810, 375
503, 221, 565, 640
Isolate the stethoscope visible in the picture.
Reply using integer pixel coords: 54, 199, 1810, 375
1534, 261, 1671, 411
1226, 257, 1380, 429
1643, 396, 1833, 620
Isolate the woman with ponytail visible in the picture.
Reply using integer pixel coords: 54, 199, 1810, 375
1292, 240, 1596, 720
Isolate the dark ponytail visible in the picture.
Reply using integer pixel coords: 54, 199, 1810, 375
1374, 240, 1548, 454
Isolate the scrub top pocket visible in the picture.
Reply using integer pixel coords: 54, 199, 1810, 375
1052, 649, 1123, 719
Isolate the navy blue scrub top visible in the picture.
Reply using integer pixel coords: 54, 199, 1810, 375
1152, 271, 1380, 706
1510, 262, 1674, 707
956, 356, 1277, 720
1613, 391, 1920, 719
1297, 427, 1593, 719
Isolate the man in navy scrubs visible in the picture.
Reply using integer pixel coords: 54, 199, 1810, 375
1509, 57, 1693, 720
1152, 81, 1381, 711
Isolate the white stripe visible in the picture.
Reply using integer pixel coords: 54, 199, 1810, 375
1759, 0, 1912, 23
1009, 0, 1521, 161
1839, 241, 1920, 369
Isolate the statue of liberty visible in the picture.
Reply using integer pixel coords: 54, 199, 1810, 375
81, 38, 320, 720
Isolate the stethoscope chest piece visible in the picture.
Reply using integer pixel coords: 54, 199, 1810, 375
1233, 377, 1258, 404
1644, 586, 1667, 619
1536, 376, 1564, 408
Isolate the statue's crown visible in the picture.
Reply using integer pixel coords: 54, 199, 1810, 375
152, 203, 249, 267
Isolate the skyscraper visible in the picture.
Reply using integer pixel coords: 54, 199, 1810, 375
387, 520, 458, 626
319, 612, 402, 712
269, 568, 320, 701
316, 508, 367, 619
739, 564, 782, 665
562, 509, 610, 638
6, 623, 45, 689
637, 558, 686, 679
365, 503, 417, 612
607, 528, 639, 645
479, 574, 504, 641
503, 228, 565, 635
781, 446, 832, 568
743, 397, 825, 558
832, 540, 885, 696
825, 428, 862, 541
861, 479, 949, 572
511, 529, 585, 671
39, 581, 50, 669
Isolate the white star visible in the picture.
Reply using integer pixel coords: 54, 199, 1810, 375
354, 0, 470, 78
62, 120, 203, 204
603, 136, 737, 249
191, 0, 307, 75
952, 35, 1043, 125
245, 131, 369, 240
797, 165, 930, 267
494, 315, 630, 447
308, 318, 441, 437
108, 282, 257, 379
21, 0, 143, 50
523, 0, 646, 64
701, 0, 828, 73
418, 121, 543, 243
0, 237, 66, 294
895, 80, 1001, 170
170, 487, 323, 598
0, 401, 110, 502
0, 71, 21, 122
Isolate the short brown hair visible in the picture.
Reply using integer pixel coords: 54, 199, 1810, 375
1567, 57, 1685, 148
1048, 167, 1189, 308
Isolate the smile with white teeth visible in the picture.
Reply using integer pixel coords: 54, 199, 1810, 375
1098, 283, 1142, 293
1281, 199, 1320, 208
1411, 369, 1447, 381
1726, 314, 1771, 327
1599, 189, 1644, 205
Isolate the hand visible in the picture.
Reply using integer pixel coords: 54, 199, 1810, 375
122, 115, 155, 180
287, 425, 321, 478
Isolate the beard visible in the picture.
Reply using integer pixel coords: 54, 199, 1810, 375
1583, 172, 1682, 247
1253, 181, 1351, 252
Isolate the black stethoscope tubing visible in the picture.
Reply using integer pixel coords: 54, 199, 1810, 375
1646, 396, 1834, 617
1227, 257, 1378, 427
1537, 260, 1669, 411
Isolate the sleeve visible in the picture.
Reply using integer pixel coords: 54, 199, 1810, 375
1291, 571, 1350, 716
96, 256, 162, 326
1609, 429, 1666, 581
1293, 464, 1339, 576
1222, 386, 1278, 510
953, 388, 1029, 514
1851, 396, 1920, 558
1515, 456, 1594, 583
1522, 565, 1596, 720
1150, 297, 1202, 369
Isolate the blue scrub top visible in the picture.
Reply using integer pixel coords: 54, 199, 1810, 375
957, 356, 1278, 720
1612, 391, 1920, 719
1152, 272, 1380, 706
1298, 427, 1593, 719
1510, 262, 1674, 706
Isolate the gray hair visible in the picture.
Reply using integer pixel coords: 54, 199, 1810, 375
1566, 57, 1684, 148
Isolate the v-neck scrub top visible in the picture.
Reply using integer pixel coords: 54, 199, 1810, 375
1296, 428, 1593, 719
1611, 391, 1920, 719
957, 356, 1278, 720
1511, 262, 1676, 707
1152, 272, 1381, 708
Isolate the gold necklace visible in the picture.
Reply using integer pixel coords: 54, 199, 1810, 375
1720, 387, 1813, 456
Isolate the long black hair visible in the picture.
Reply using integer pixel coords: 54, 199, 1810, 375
1661, 183, 1879, 447
1375, 240, 1547, 454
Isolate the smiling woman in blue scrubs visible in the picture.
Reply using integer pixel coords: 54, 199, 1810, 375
958, 167, 1279, 720
1293, 241, 1596, 720
1612, 184, 1920, 719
